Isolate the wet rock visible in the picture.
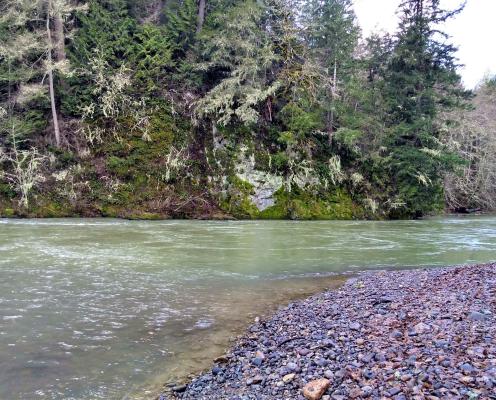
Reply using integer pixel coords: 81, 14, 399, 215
214, 355, 229, 363
171, 384, 187, 393
166, 263, 496, 400
302, 378, 330, 400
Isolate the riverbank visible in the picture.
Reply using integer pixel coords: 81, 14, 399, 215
164, 263, 495, 399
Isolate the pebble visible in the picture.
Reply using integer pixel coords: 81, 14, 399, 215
302, 378, 330, 400
287, 362, 298, 371
252, 357, 263, 367
166, 264, 496, 400
171, 384, 187, 393
460, 363, 475, 374
324, 370, 334, 379
388, 387, 402, 396
468, 311, 488, 321
349, 322, 361, 331
298, 348, 311, 356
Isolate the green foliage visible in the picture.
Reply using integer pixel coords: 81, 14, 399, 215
64, 0, 138, 115
259, 188, 361, 220
132, 24, 174, 92
334, 127, 363, 148
279, 102, 323, 140
303, 0, 359, 69
0, 0, 478, 219
195, 0, 281, 126
163, 0, 198, 58
70, 0, 137, 68
378, 0, 468, 217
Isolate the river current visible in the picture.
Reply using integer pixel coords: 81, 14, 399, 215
1, 216, 495, 399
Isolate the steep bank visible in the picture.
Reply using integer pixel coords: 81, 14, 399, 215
3, 1, 485, 221
165, 263, 496, 399
0, 134, 369, 221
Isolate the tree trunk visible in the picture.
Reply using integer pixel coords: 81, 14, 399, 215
47, 0, 61, 147
197, 0, 206, 33
53, 9, 66, 62
328, 59, 338, 145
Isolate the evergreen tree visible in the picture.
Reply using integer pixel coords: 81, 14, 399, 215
381, 0, 467, 217
64, 0, 136, 115
194, 0, 280, 126
302, 0, 360, 143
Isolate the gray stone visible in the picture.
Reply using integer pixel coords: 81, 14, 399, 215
468, 311, 488, 321
349, 322, 361, 331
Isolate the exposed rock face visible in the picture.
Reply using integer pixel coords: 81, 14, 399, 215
234, 146, 322, 211
235, 148, 283, 211
302, 378, 330, 400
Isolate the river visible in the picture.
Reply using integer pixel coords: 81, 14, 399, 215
1, 216, 495, 399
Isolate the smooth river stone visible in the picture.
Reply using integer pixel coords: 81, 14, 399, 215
302, 378, 330, 400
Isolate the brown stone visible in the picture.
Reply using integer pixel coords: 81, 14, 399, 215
302, 378, 330, 400
349, 388, 363, 398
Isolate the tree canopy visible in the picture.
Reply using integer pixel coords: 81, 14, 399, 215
1, 0, 488, 219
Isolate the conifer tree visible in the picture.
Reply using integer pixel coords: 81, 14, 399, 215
382, 0, 467, 216
302, 0, 359, 143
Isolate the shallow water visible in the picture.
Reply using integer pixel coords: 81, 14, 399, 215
1, 216, 495, 399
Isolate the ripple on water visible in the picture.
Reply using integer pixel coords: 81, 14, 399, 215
3, 315, 23, 321
0, 216, 495, 399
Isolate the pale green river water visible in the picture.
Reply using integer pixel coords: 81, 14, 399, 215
1, 216, 496, 399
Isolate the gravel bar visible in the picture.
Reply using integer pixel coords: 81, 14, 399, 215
165, 263, 496, 399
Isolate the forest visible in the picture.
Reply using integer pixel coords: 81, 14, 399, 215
0, 0, 495, 220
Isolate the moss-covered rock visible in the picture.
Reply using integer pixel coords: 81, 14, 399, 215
1, 208, 15, 217
259, 188, 365, 220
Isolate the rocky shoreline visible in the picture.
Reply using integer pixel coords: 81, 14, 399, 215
163, 263, 496, 400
